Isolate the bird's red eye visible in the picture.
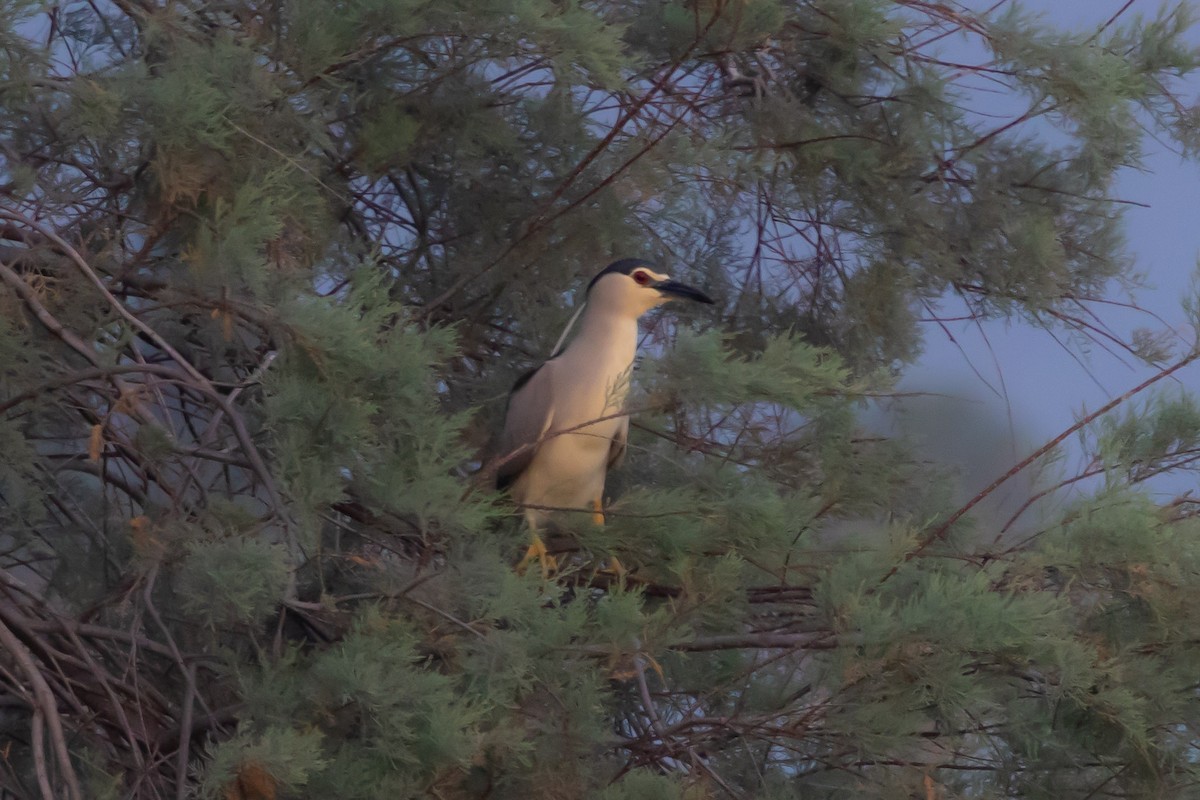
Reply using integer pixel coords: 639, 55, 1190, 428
632, 270, 651, 285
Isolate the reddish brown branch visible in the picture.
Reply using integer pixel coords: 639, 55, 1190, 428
0, 616, 83, 800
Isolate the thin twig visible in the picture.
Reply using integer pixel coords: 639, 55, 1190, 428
879, 348, 1200, 585
175, 663, 197, 800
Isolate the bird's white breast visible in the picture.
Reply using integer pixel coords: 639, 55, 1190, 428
513, 312, 637, 519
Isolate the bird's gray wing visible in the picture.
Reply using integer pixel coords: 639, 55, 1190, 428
496, 362, 556, 491
607, 414, 629, 471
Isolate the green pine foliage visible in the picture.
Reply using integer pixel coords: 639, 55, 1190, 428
5, 1, 1200, 798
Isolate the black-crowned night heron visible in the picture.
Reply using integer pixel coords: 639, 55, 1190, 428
496, 259, 714, 572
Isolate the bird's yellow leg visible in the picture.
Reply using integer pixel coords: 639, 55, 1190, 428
592, 498, 626, 577
517, 531, 556, 577
591, 498, 605, 526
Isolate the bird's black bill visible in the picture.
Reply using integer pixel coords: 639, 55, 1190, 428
655, 280, 714, 304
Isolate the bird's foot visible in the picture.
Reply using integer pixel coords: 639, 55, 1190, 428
517, 534, 557, 578
596, 555, 626, 579
589, 499, 626, 579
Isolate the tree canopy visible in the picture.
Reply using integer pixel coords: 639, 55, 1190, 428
3, 0, 1200, 797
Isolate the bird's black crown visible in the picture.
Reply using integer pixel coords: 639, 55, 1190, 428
586, 258, 656, 293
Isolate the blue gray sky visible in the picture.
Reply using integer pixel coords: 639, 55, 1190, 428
898, 0, 1200, 519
